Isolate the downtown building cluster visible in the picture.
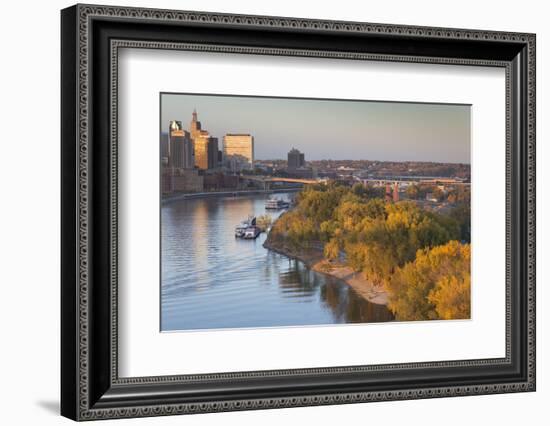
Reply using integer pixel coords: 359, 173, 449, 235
161, 110, 254, 194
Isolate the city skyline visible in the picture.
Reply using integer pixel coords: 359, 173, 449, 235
161, 93, 471, 164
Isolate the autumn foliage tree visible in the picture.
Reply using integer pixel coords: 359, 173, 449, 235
267, 211, 317, 249
429, 274, 471, 320
266, 184, 470, 321
323, 238, 340, 261
341, 201, 460, 287
386, 240, 470, 321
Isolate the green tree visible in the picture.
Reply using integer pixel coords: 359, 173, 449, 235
406, 184, 420, 199
449, 202, 471, 242
364, 184, 385, 200
352, 182, 367, 197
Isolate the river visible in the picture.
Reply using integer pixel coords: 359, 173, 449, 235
161, 192, 393, 331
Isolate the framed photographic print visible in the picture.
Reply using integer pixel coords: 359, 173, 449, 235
61, 4, 536, 421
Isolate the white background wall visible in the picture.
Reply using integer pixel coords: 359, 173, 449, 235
0, 0, 547, 424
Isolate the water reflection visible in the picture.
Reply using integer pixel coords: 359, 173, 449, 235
161, 192, 393, 331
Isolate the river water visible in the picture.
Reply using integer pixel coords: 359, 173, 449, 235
161, 192, 393, 331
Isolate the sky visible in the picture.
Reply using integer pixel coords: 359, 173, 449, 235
160, 93, 471, 164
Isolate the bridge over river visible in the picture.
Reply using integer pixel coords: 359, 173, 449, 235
239, 175, 325, 190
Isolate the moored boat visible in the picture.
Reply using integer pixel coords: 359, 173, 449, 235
235, 216, 256, 238
265, 197, 290, 210
243, 226, 261, 239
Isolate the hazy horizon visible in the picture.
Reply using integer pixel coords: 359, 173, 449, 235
161, 93, 471, 164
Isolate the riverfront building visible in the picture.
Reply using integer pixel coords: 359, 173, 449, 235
223, 134, 254, 171
160, 132, 169, 164
162, 167, 203, 194
287, 148, 305, 169
163, 111, 251, 195
190, 110, 219, 170
168, 120, 194, 169
194, 135, 219, 170
286, 147, 315, 178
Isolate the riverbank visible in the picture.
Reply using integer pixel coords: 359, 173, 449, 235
263, 239, 389, 305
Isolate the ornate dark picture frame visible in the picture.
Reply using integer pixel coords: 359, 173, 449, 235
61, 4, 536, 421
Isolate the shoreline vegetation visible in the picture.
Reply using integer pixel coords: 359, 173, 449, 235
264, 182, 471, 321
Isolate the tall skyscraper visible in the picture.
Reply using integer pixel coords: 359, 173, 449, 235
223, 134, 254, 171
188, 110, 219, 170
194, 136, 219, 170
190, 108, 202, 139
287, 148, 305, 169
208, 137, 219, 169
168, 120, 194, 169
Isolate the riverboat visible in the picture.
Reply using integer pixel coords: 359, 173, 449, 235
265, 197, 290, 210
243, 226, 261, 239
235, 216, 256, 238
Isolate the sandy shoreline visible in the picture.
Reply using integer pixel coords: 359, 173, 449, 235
263, 240, 389, 306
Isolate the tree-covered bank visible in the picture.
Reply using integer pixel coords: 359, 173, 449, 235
265, 182, 471, 321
